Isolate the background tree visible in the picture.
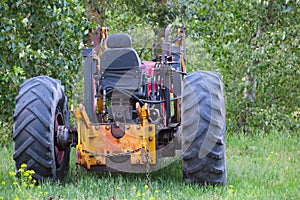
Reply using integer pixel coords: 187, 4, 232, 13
0, 0, 299, 145
187, 0, 299, 132
0, 0, 89, 124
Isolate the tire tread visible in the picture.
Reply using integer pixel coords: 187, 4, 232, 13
182, 70, 226, 185
13, 76, 70, 181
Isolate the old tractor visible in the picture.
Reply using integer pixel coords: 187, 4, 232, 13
13, 24, 226, 185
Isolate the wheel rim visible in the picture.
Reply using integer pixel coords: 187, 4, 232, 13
55, 147, 65, 165
54, 109, 66, 166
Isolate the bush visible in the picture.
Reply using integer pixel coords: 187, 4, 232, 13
187, 0, 299, 132
0, 0, 90, 124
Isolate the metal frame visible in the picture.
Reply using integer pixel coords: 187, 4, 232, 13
72, 24, 186, 172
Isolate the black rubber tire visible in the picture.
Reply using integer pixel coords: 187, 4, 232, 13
13, 76, 70, 181
181, 70, 226, 185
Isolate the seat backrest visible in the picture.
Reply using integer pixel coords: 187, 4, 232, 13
100, 33, 142, 91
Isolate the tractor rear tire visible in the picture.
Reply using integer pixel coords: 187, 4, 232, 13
181, 71, 226, 185
13, 76, 70, 181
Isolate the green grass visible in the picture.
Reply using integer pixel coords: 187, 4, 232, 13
0, 129, 299, 200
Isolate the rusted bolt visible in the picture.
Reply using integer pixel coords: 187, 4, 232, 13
148, 137, 153, 142
126, 125, 130, 130
95, 126, 100, 130
96, 160, 101, 164
105, 125, 110, 130
136, 159, 140, 164
136, 125, 141, 130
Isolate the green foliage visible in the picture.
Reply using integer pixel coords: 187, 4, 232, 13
0, 0, 299, 138
0, 0, 90, 124
187, 0, 300, 132
0, 122, 11, 147
89, 0, 187, 30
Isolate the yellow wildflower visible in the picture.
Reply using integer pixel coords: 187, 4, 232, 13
150, 197, 155, 200
131, 185, 136, 190
21, 163, 27, 168
144, 184, 149, 189
228, 185, 234, 194
154, 189, 159, 193
136, 192, 141, 197
228, 188, 234, 194
166, 190, 170, 193
9, 171, 16, 176
23, 171, 29, 177
1, 181, 5, 186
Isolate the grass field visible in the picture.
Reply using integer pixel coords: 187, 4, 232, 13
0, 129, 299, 200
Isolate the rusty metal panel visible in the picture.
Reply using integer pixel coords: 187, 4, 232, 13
72, 104, 156, 169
